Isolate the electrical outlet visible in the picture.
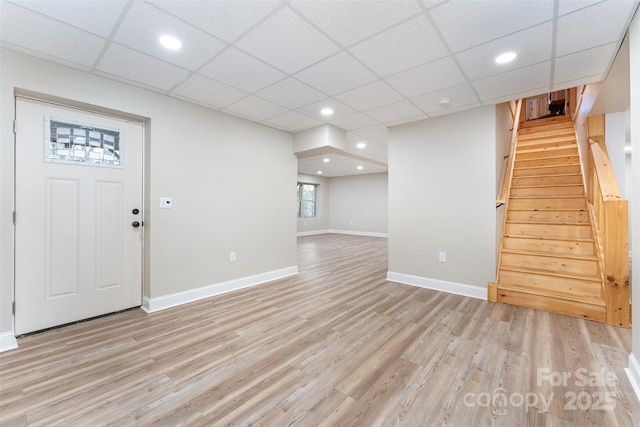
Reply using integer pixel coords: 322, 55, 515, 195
229, 251, 236, 262
439, 252, 447, 262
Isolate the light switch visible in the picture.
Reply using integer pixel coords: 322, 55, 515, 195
160, 197, 172, 208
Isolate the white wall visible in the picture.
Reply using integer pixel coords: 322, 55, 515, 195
605, 111, 627, 195
388, 106, 496, 295
297, 173, 330, 234
495, 102, 513, 260
0, 49, 297, 339
329, 172, 388, 235
628, 8, 640, 373
296, 172, 388, 236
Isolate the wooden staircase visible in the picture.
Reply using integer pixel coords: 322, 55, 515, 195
495, 115, 607, 322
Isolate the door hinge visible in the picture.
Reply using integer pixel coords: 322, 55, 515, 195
12, 211, 16, 224
13, 120, 17, 134
12, 301, 16, 315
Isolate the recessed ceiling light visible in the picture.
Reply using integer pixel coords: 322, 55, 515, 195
438, 97, 450, 108
323, 158, 330, 163
495, 51, 517, 64
357, 165, 364, 170
356, 142, 366, 149
320, 108, 334, 116
159, 35, 182, 50
317, 170, 323, 174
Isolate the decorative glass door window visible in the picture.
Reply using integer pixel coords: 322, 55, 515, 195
45, 117, 123, 167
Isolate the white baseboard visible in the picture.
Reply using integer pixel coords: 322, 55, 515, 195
626, 353, 640, 402
141, 266, 298, 313
298, 229, 388, 238
386, 271, 487, 300
0, 331, 18, 353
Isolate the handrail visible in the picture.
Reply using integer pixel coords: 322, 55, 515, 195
586, 137, 629, 327
496, 99, 523, 205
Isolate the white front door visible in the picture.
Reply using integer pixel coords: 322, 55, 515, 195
14, 97, 143, 335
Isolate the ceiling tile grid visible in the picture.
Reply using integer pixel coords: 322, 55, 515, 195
1, 0, 638, 177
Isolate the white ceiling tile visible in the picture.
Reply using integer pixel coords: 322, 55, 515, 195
455, 22, 553, 81
349, 15, 448, 77
9, 0, 127, 37
96, 43, 190, 91
291, 0, 421, 47
297, 98, 357, 121
198, 47, 286, 93
411, 83, 479, 114
256, 78, 326, 109
386, 114, 429, 126
428, 102, 482, 118
151, 0, 281, 43
224, 95, 288, 122
365, 101, 424, 124
0, 2, 106, 67
295, 52, 378, 96
471, 62, 551, 101
298, 154, 387, 177
386, 57, 466, 98
235, 7, 340, 74
335, 80, 403, 111
558, 0, 601, 16
429, 0, 554, 52
552, 75, 603, 93
482, 86, 550, 106
172, 74, 247, 109
113, 1, 225, 71
556, 1, 637, 56
554, 43, 616, 85
265, 111, 321, 132
349, 125, 389, 145
329, 113, 379, 131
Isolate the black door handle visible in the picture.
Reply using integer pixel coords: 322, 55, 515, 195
132, 221, 141, 228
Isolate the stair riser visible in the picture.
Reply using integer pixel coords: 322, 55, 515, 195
505, 222, 591, 239
512, 175, 582, 187
517, 136, 576, 147
501, 252, 598, 276
510, 186, 584, 197
513, 164, 581, 176
506, 210, 589, 223
499, 269, 602, 298
519, 122, 574, 133
516, 147, 578, 160
497, 290, 605, 322
502, 236, 595, 256
508, 198, 586, 210
515, 156, 579, 168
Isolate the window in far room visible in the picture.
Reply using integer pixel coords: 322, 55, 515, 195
297, 183, 317, 218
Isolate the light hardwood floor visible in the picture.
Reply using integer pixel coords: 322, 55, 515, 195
1, 234, 638, 426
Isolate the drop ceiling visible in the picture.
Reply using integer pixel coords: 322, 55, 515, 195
1, 0, 638, 177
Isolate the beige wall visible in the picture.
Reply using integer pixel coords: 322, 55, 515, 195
1, 49, 297, 337
629, 9, 640, 364
296, 172, 388, 236
388, 106, 497, 290
297, 173, 330, 233
329, 172, 388, 235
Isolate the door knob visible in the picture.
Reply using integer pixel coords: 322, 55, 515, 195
132, 221, 141, 228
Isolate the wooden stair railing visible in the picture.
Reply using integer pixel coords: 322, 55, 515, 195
586, 138, 630, 327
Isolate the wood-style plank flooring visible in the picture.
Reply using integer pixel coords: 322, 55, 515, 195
1, 234, 638, 426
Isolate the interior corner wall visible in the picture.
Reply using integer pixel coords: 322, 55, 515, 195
297, 173, 330, 233
388, 106, 497, 290
0, 49, 297, 337
628, 8, 640, 364
495, 102, 513, 260
605, 111, 627, 196
329, 172, 388, 235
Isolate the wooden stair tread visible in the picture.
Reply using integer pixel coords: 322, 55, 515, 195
510, 184, 583, 189
499, 265, 601, 282
513, 164, 580, 171
504, 232, 593, 243
501, 247, 597, 261
508, 195, 585, 200
517, 144, 577, 154
497, 283, 605, 307
515, 154, 579, 162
